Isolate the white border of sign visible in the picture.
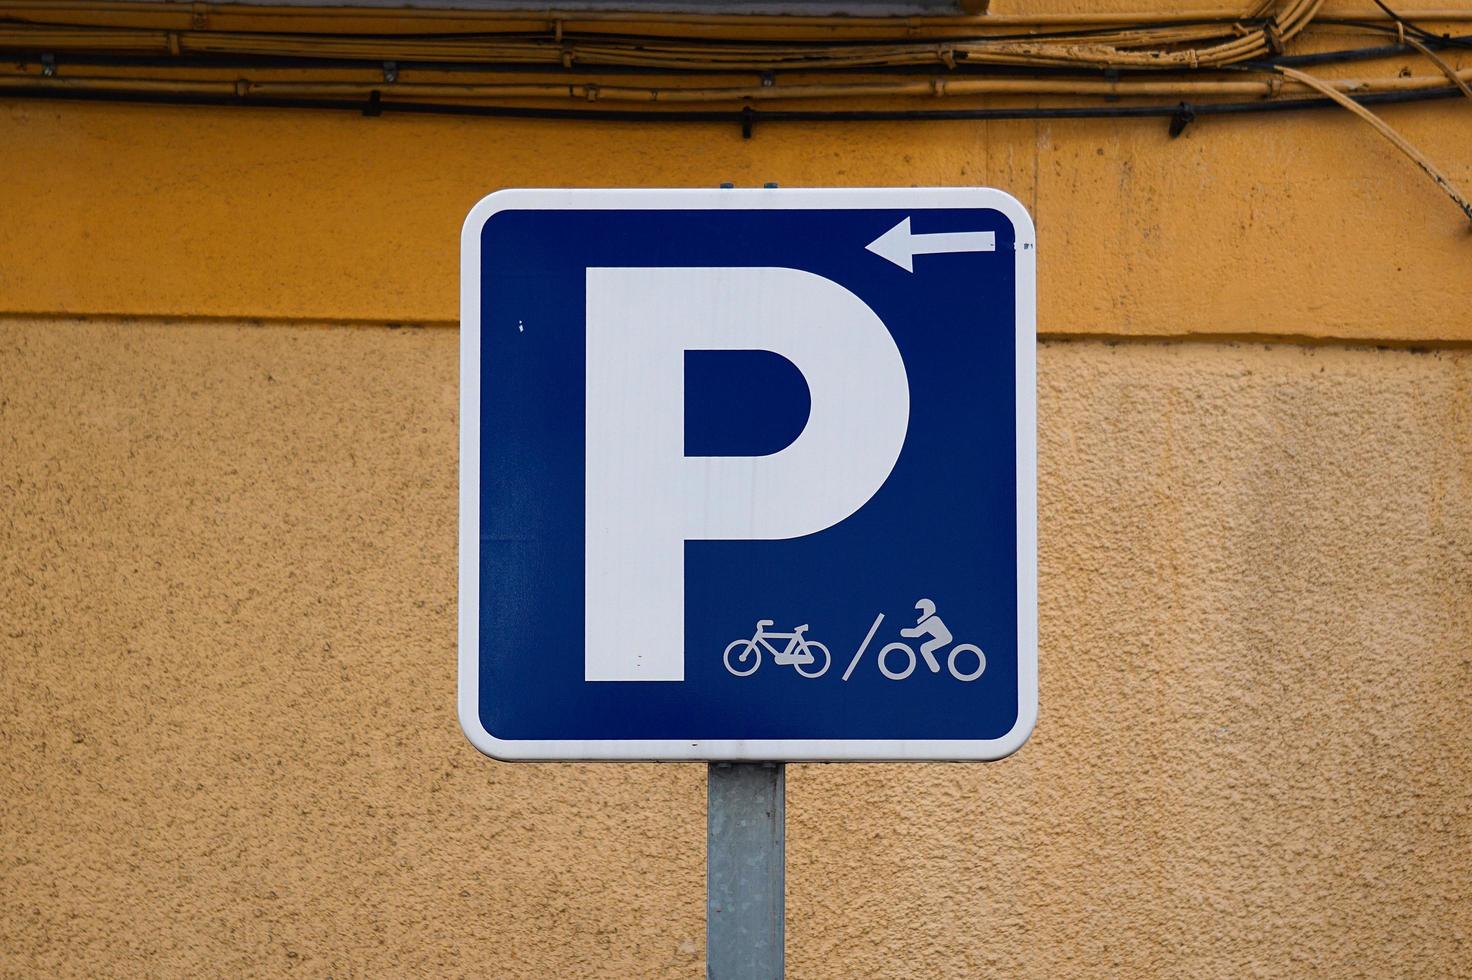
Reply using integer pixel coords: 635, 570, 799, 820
459, 187, 1037, 761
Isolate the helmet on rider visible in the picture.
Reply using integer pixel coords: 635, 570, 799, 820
914, 598, 936, 621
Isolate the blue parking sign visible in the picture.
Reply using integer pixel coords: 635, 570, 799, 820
459, 188, 1036, 761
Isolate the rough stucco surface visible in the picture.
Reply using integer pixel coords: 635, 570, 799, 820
3, 93, 1471, 341
2, 317, 1469, 977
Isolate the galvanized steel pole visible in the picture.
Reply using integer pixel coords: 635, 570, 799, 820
707, 762, 785, 979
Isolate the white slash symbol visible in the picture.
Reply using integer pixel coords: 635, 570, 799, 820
865, 217, 996, 272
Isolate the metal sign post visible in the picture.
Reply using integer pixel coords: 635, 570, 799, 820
707, 762, 785, 979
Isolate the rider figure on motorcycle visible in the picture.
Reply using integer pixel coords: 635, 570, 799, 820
900, 598, 952, 671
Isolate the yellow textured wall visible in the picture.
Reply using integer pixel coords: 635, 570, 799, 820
3, 97, 1472, 341
4, 2, 1472, 974
3, 321, 1468, 976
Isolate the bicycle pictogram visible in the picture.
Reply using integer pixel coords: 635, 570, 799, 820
724, 620, 832, 679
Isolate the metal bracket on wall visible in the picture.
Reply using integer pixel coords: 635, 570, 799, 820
1169, 102, 1197, 138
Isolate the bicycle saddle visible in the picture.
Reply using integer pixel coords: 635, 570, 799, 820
757, 619, 774, 629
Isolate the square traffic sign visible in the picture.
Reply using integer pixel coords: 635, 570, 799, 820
459, 187, 1036, 760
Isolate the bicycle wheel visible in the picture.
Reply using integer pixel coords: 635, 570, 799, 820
723, 639, 761, 677
947, 643, 986, 682
794, 641, 831, 679
878, 642, 916, 681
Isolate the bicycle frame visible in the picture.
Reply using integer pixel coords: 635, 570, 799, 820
752, 626, 810, 663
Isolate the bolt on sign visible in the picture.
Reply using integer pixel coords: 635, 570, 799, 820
459, 187, 1037, 761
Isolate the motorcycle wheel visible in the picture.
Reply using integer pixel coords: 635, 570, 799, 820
947, 643, 986, 682
878, 642, 917, 680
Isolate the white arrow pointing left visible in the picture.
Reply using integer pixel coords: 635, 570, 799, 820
866, 216, 996, 272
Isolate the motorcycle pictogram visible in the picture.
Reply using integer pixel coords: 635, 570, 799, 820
841, 599, 986, 682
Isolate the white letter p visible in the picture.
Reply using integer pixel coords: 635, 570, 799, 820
585, 267, 909, 681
